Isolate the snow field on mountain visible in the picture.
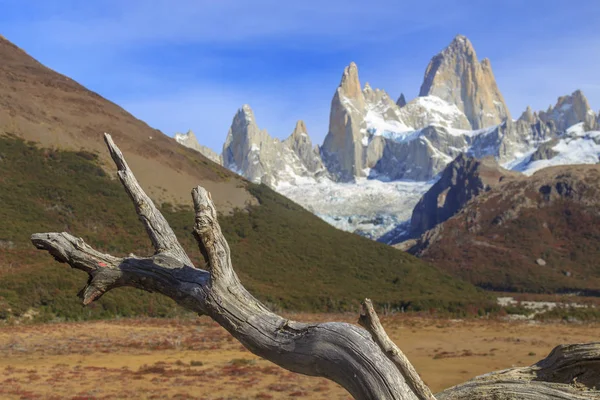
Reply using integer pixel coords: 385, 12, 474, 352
520, 124, 600, 176
277, 177, 433, 239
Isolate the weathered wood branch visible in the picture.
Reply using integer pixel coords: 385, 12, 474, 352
31, 133, 600, 400
104, 134, 192, 265
360, 298, 436, 400
436, 342, 600, 399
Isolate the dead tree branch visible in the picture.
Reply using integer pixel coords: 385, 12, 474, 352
31, 133, 600, 400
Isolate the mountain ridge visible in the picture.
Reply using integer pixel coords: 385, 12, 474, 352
221, 104, 328, 187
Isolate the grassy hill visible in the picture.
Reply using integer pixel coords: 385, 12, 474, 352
0, 134, 492, 321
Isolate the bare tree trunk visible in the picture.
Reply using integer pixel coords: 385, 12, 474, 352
30, 133, 600, 400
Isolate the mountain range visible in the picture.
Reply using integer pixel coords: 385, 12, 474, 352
175, 35, 600, 242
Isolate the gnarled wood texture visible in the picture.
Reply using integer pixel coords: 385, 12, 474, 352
31, 133, 600, 400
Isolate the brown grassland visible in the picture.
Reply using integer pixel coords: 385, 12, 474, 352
0, 315, 598, 399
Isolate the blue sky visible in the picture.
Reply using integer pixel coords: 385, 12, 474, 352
1, 1, 599, 152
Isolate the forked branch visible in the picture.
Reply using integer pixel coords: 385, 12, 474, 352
104, 134, 192, 265
360, 299, 436, 400
30, 133, 600, 400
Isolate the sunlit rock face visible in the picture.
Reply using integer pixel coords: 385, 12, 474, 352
419, 35, 511, 130
222, 105, 327, 187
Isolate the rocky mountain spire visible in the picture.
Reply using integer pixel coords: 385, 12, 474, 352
538, 90, 596, 132
339, 62, 364, 106
223, 106, 327, 187
518, 106, 536, 124
321, 62, 368, 181
419, 35, 511, 130
291, 120, 307, 139
174, 129, 222, 165
396, 93, 407, 108
222, 104, 272, 183
283, 120, 327, 175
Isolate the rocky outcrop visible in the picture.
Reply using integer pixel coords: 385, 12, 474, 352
520, 122, 600, 175
370, 126, 464, 181
466, 114, 559, 165
539, 90, 596, 132
222, 105, 327, 187
368, 113, 560, 183
518, 106, 536, 124
529, 139, 560, 162
409, 154, 520, 237
396, 93, 407, 108
366, 111, 560, 182
282, 120, 327, 176
586, 110, 600, 131
174, 130, 222, 165
419, 35, 511, 130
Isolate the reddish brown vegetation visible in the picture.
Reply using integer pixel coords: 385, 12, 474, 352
419, 165, 600, 294
0, 315, 598, 399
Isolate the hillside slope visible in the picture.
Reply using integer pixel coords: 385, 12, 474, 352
0, 35, 253, 211
0, 136, 490, 319
409, 165, 600, 293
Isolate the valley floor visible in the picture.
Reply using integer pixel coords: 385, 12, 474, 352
0, 314, 597, 399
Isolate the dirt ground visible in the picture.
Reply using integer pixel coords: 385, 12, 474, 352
0, 314, 597, 399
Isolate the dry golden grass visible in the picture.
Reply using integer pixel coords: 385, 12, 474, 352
0, 314, 597, 399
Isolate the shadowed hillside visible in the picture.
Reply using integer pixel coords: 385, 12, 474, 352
410, 165, 600, 294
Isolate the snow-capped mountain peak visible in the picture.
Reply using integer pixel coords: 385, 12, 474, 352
419, 35, 511, 129
538, 90, 596, 132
